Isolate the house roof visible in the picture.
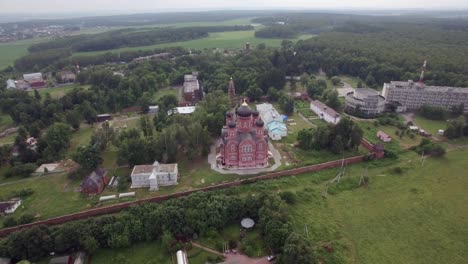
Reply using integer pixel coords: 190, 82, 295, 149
267, 121, 287, 132
23, 72, 42, 82
183, 75, 200, 93
0, 200, 20, 214
376, 130, 390, 138
256, 103, 283, 124
310, 99, 340, 118
81, 169, 107, 190
132, 162, 177, 176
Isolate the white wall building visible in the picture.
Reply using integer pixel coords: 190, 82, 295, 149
131, 161, 178, 191
256, 103, 288, 140
310, 99, 341, 124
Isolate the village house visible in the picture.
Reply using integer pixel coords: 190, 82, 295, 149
310, 99, 341, 124
96, 114, 113, 122
376, 130, 392, 142
256, 103, 288, 140
58, 71, 76, 83
80, 169, 109, 195
0, 198, 22, 215
218, 100, 269, 168
131, 161, 178, 191
23, 72, 46, 88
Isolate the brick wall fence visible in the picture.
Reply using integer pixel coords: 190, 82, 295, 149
0, 140, 381, 237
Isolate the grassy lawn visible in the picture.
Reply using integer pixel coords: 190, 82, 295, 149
91, 240, 171, 264
235, 148, 468, 264
73, 31, 316, 57
0, 132, 16, 145
0, 112, 14, 131
414, 114, 447, 135
0, 38, 46, 69
0, 173, 94, 228
29, 84, 90, 100
357, 121, 422, 152
67, 124, 95, 157
152, 86, 181, 103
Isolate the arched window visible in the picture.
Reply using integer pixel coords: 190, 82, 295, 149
258, 143, 263, 150
230, 144, 236, 152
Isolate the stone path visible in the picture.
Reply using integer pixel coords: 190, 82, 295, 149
191, 242, 224, 257
208, 141, 282, 175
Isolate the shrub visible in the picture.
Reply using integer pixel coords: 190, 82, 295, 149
18, 213, 35, 225
3, 217, 18, 228
279, 191, 297, 204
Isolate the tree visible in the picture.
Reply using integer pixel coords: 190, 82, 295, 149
73, 145, 103, 171
65, 110, 81, 130
279, 233, 315, 264
321, 89, 340, 109
140, 115, 154, 138
40, 123, 72, 161
267, 87, 280, 101
245, 85, 263, 101
161, 230, 174, 253
279, 94, 295, 115
80, 236, 99, 254
33, 90, 41, 100
331, 76, 341, 86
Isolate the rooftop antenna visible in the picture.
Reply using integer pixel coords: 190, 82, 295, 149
419, 60, 427, 83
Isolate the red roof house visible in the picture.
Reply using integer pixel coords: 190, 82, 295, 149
80, 169, 109, 195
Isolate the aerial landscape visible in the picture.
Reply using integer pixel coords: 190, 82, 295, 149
0, 0, 467, 263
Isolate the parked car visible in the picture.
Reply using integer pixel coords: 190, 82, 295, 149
267, 255, 276, 261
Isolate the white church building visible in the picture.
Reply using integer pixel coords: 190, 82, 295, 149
130, 161, 178, 191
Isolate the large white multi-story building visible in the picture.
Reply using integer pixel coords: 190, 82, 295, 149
382, 81, 468, 113
345, 88, 386, 117
131, 161, 178, 191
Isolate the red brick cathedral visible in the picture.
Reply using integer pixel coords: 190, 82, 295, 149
218, 100, 269, 169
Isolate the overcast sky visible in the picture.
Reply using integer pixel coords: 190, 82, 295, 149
1, 0, 467, 14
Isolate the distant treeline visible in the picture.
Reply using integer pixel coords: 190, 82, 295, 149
0, 11, 263, 29
291, 22, 468, 87
28, 25, 253, 53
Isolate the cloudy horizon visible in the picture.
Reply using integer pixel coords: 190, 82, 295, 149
0, 0, 467, 15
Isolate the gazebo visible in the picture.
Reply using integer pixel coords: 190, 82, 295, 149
241, 218, 255, 229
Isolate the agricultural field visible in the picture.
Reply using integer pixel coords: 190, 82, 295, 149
73, 31, 315, 57
0, 38, 46, 69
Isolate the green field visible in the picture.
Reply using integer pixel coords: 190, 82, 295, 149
30, 84, 90, 100
73, 31, 315, 57
234, 148, 468, 264
414, 114, 447, 135
0, 38, 46, 69
152, 86, 181, 102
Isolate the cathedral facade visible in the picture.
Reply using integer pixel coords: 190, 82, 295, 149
218, 100, 269, 169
